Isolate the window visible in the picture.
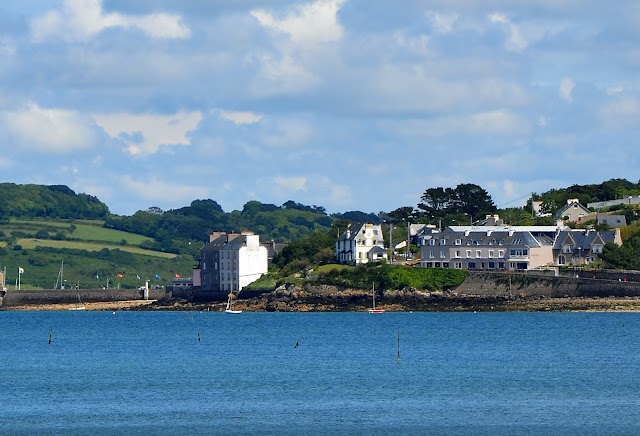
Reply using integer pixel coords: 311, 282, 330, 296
454, 262, 463, 269
429, 239, 436, 246
455, 239, 462, 245
429, 250, 435, 259
489, 250, 494, 258
562, 245, 573, 253
476, 250, 481, 258
440, 251, 446, 258
440, 239, 446, 245
455, 250, 461, 258
466, 250, 472, 258
498, 250, 505, 258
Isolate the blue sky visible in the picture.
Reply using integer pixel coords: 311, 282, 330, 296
1, 0, 638, 216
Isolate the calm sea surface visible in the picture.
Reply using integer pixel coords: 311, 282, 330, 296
1, 311, 639, 435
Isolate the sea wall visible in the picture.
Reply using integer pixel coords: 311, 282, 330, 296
1, 288, 167, 307
455, 271, 640, 298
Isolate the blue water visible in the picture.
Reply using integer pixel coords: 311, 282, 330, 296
1, 311, 639, 435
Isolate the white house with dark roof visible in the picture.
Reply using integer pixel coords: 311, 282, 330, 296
336, 223, 386, 264
200, 231, 268, 292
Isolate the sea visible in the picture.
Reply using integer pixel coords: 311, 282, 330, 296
1, 311, 639, 436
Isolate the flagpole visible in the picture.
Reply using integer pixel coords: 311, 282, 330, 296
18, 267, 21, 291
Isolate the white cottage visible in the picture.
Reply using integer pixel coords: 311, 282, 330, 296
336, 223, 386, 264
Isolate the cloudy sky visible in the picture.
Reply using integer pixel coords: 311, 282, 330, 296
1, 0, 638, 216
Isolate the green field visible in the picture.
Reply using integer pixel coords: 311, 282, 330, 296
5, 219, 151, 245
17, 239, 176, 259
0, 218, 192, 289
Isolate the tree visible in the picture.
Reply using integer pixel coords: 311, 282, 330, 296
386, 207, 414, 222
417, 187, 455, 218
451, 183, 496, 218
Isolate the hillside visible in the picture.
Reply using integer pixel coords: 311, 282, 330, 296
0, 218, 195, 290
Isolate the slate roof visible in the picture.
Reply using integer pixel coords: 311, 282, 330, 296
552, 230, 617, 250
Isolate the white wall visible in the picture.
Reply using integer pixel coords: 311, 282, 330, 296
238, 234, 268, 290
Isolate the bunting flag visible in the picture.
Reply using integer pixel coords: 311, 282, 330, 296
18, 267, 24, 274
155, 274, 161, 279
117, 273, 123, 278
175, 273, 181, 278
136, 274, 141, 280
96, 274, 99, 279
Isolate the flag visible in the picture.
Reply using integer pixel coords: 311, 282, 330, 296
117, 273, 123, 278
155, 274, 161, 279
96, 274, 99, 279
175, 274, 181, 278
136, 274, 140, 280
18, 267, 24, 274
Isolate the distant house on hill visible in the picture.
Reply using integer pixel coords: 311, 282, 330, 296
200, 231, 268, 293
556, 199, 590, 223
335, 223, 386, 264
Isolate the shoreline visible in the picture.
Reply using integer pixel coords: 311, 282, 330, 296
5, 296, 640, 312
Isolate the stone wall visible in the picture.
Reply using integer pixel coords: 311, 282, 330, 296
1, 288, 167, 307
455, 271, 640, 298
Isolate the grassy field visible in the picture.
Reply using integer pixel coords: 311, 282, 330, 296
5, 219, 151, 245
0, 218, 192, 289
17, 238, 176, 259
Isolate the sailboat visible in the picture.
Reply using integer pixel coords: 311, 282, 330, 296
69, 292, 85, 311
368, 283, 385, 313
224, 292, 242, 314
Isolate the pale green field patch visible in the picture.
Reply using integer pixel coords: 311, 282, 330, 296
17, 239, 175, 259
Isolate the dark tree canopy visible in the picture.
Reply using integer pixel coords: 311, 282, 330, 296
417, 183, 496, 221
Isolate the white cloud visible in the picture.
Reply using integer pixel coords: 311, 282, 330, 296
559, 77, 575, 102
218, 110, 263, 125
427, 11, 459, 34
600, 96, 640, 128
274, 175, 308, 192
606, 86, 624, 96
120, 176, 208, 206
2, 103, 97, 152
251, 0, 345, 46
94, 111, 203, 156
469, 110, 528, 135
31, 0, 190, 42
264, 119, 313, 148
489, 13, 528, 52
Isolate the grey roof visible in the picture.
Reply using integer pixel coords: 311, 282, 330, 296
552, 230, 617, 250
205, 234, 250, 251
441, 228, 553, 248
555, 201, 590, 218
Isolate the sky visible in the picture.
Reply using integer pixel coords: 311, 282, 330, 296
1, 0, 639, 216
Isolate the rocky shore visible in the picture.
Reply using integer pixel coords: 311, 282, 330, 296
6, 282, 640, 312
120, 286, 640, 312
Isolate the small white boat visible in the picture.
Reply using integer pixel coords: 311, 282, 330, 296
224, 293, 242, 314
368, 283, 385, 314
69, 292, 85, 311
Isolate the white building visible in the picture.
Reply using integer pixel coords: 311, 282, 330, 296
336, 223, 386, 264
200, 231, 268, 292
